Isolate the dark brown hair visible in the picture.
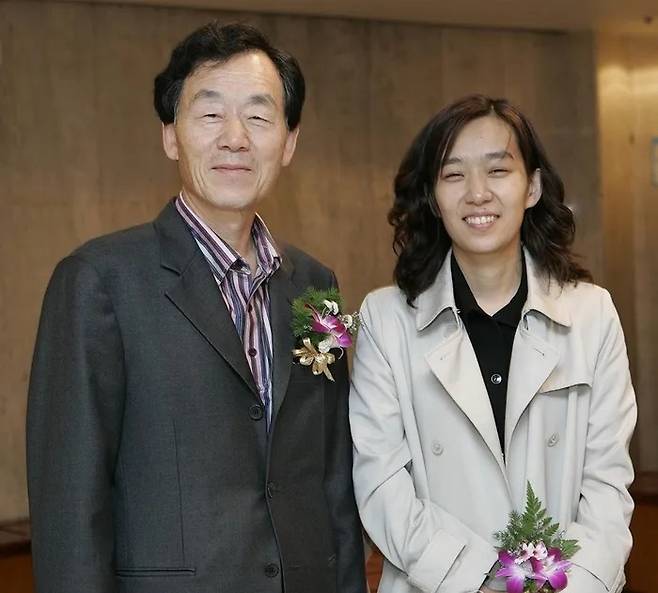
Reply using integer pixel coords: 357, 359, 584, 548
154, 21, 305, 129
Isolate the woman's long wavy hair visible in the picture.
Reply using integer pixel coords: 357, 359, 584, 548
389, 94, 592, 305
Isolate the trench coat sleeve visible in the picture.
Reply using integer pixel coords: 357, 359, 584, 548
26, 255, 126, 593
561, 291, 636, 593
323, 273, 367, 593
350, 295, 497, 593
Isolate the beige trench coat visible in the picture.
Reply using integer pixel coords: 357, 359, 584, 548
350, 251, 636, 593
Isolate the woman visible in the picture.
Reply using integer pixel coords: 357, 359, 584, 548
350, 95, 636, 593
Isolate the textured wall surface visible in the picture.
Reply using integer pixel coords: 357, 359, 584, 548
0, 0, 600, 521
598, 32, 658, 472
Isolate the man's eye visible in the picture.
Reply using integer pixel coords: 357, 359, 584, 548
203, 113, 221, 120
490, 168, 509, 175
249, 115, 270, 123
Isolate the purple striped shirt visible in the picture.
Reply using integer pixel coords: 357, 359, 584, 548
175, 194, 280, 426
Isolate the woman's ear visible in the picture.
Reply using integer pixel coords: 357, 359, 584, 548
526, 168, 542, 208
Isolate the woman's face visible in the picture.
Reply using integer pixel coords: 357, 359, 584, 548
434, 114, 541, 263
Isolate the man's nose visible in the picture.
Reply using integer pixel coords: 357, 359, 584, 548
218, 117, 249, 151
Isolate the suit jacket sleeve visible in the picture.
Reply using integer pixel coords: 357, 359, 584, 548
323, 272, 367, 593
561, 290, 636, 593
27, 254, 126, 593
350, 294, 497, 593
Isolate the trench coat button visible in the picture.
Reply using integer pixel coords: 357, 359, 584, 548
431, 441, 443, 456
266, 481, 275, 498
547, 433, 560, 447
249, 404, 264, 421
264, 563, 279, 577
490, 373, 503, 385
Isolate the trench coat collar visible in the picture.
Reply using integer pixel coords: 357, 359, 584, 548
415, 246, 571, 332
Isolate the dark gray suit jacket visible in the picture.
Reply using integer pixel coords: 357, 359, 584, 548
26, 202, 366, 593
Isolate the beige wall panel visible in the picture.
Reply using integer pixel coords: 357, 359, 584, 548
596, 31, 658, 471
365, 22, 446, 297
260, 16, 373, 310
532, 33, 602, 280
628, 36, 658, 471
596, 33, 637, 368
0, 0, 603, 519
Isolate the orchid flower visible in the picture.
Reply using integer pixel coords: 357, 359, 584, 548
322, 299, 339, 315
516, 542, 536, 563
308, 306, 353, 350
495, 551, 534, 593
533, 541, 548, 561
530, 548, 571, 592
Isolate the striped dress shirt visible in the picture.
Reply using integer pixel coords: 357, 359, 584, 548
175, 194, 280, 426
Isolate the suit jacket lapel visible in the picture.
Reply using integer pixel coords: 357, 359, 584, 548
269, 254, 298, 424
155, 202, 259, 398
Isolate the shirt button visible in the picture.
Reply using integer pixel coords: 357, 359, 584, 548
248, 404, 264, 421
264, 563, 279, 578
431, 440, 443, 456
547, 433, 560, 447
248, 347, 258, 357
490, 373, 502, 385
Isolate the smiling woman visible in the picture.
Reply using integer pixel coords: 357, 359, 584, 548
350, 94, 637, 593
389, 94, 591, 307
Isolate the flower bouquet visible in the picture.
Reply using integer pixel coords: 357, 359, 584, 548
291, 287, 359, 381
492, 483, 579, 593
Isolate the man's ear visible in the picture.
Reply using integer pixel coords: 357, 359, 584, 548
526, 168, 542, 208
281, 126, 300, 167
162, 123, 179, 161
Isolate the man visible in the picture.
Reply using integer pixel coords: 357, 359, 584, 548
27, 22, 366, 593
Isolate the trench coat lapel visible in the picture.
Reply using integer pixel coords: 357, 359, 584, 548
155, 201, 259, 398
419, 252, 506, 473
504, 251, 571, 455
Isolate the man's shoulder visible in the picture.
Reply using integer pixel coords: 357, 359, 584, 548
280, 243, 335, 285
70, 221, 158, 269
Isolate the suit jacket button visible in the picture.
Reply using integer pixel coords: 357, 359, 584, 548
431, 440, 443, 455
547, 432, 560, 447
249, 404, 264, 421
264, 563, 279, 577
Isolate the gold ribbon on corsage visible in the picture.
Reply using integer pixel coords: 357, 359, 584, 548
292, 337, 336, 381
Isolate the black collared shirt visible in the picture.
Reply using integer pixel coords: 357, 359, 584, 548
451, 253, 527, 452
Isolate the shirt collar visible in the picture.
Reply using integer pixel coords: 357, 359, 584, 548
174, 193, 280, 282
451, 252, 528, 328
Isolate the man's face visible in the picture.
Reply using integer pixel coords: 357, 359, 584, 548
434, 114, 540, 262
162, 51, 299, 216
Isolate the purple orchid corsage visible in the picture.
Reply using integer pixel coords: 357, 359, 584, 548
492, 483, 579, 593
291, 288, 359, 381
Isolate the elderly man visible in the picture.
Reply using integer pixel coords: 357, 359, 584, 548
27, 21, 365, 593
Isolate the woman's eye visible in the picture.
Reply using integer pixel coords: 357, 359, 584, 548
490, 168, 509, 175
443, 172, 463, 180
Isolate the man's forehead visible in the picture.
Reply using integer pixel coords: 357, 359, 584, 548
188, 52, 279, 84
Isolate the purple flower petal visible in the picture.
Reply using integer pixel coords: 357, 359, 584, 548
547, 569, 568, 590
495, 558, 532, 593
